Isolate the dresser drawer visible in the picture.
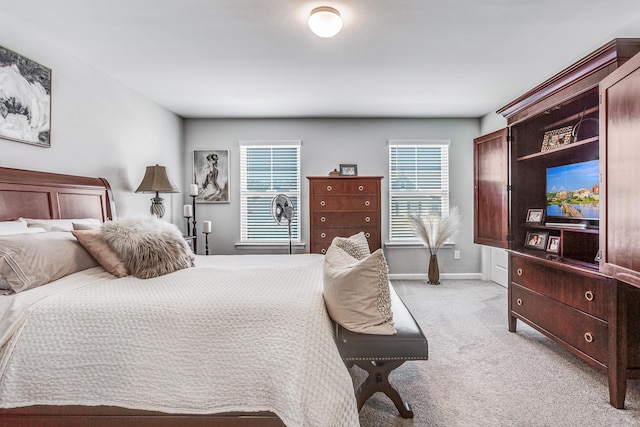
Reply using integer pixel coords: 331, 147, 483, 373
511, 256, 611, 321
511, 283, 609, 364
311, 179, 379, 195
313, 227, 378, 245
313, 243, 331, 255
311, 195, 379, 211
312, 212, 379, 227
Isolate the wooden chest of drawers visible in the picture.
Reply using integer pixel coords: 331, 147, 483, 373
307, 176, 382, 254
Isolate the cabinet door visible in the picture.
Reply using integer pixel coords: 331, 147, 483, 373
473, 128, 509, 248
600, 51, 640, 287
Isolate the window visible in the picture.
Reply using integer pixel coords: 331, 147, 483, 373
239, 141, 301, 243
388, 140, 450, 242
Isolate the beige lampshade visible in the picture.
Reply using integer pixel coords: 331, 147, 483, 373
135, 165, 179, 193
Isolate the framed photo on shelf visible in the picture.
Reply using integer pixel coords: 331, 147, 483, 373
192, 149, 230, 203
540, 125, 573, 152
547, 236, 560, 254
526, 208, 544, 224
525, 231, 548, 250
339, 164, 358, 176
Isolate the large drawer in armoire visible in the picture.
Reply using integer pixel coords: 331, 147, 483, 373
510, 283, 609, 364
511, 256, 611, 321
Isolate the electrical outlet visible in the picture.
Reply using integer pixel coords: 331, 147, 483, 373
454, 250, 460, 260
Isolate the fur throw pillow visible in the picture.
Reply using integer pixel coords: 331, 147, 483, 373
101, 216, 194, 279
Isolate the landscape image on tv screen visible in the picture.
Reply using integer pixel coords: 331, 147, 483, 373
546, 159, 600, 220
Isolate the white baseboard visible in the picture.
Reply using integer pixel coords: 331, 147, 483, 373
389, 272, 484, 281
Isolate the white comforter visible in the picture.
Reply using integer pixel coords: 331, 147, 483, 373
0, 254, 359, 427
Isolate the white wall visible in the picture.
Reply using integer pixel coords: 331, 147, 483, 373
0, 13, 184, 222
184, 118, 481, 277
480, 111, 507, 135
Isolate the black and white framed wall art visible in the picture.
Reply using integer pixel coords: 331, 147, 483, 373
192, 149, 230, 203
0, 45, 51, 147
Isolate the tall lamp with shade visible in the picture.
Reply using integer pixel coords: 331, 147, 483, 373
135, 164, 179, 218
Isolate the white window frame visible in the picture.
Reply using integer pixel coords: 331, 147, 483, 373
239, 140, 301, 244
388, 139, 451, 243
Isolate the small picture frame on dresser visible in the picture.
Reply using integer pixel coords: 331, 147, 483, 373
546, 236, 560, 254
339, 164, 358, 176
525, 231, 548, 250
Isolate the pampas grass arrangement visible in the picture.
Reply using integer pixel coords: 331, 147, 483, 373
409, 206, 462, 255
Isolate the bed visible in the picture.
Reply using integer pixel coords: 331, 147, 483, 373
0, 166, 360, 427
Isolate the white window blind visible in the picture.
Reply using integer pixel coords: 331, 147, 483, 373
239, 141, 301, 242
388, 140, 450, 242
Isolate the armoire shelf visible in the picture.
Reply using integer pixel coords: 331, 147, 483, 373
516, 136, 599, 161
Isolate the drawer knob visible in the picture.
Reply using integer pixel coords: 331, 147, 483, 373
364, 200, 370, 206
365, 232, 371, 238
321, 232, 326, 238
584, 332, 593, 343
516, 298, 523, 306
358, 185, 364, 191
320, 200, 326, 206
585, 291, 594, 301
321, 248, 327, 254
365, 217, 371, 222
321, 217, 326, 222
326, 185, 332, 191
517, 268, 523, 276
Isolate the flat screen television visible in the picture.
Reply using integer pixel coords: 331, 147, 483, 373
546, 159, 600, 222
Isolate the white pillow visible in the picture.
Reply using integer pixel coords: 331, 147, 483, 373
19, 218, 101, 232
323, 244, 395, 335
0, 221, 46, 236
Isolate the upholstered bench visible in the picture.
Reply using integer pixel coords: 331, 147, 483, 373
334, 284, 429, 418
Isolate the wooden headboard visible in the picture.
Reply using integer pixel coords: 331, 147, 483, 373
0, 166, 116, 222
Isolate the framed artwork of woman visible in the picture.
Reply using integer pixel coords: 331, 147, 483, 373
192, 149, 230, 203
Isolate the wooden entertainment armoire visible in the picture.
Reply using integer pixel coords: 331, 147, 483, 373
473, 38, 640, 408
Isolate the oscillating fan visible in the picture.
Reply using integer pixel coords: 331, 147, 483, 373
270, 194, 295, 254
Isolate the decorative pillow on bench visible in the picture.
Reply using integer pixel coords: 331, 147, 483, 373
323, 241, 395, 335
332, 231, 371, 260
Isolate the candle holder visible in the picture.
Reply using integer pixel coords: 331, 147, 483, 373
203, 231, 211, 255
191, 195, 198, 254
184, 216, 192, 237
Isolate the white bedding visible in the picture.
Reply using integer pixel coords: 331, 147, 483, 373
0, 254, 359, 426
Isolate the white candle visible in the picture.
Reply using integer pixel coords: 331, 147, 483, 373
189, 184, 199, 196
183, 204, 192, 218
203, 221, 212, 233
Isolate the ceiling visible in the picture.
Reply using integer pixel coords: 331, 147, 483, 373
2, 0, 640, 119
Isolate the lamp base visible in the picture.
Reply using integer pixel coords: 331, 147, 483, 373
150, 193, 165, 218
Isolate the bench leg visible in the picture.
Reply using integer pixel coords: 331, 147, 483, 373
353, 360, 414, 418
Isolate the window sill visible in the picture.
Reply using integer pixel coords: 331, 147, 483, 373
384, 242, 455, 249
235, 242, 307, 250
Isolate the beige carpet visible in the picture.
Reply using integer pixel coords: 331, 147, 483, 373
355, 279, 640, 427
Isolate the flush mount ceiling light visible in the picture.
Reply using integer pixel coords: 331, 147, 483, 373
308, 6, 343, 38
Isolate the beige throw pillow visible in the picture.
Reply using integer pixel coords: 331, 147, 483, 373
323, 244, 395, 335
72, 230, 129, 278
0, 232, 99, 293
332, 231, 371, 260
